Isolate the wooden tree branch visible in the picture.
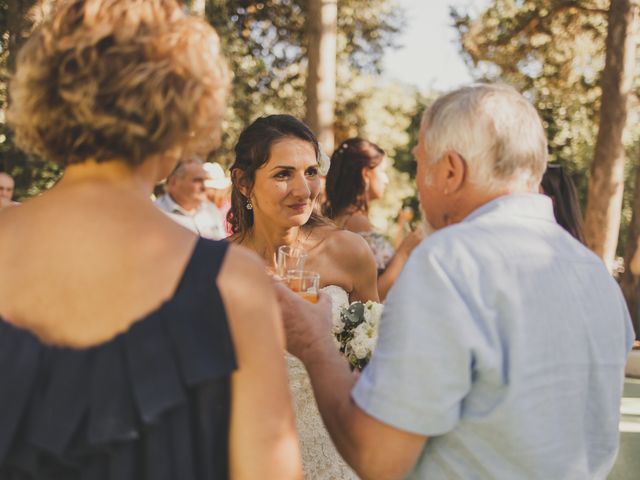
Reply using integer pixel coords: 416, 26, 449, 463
305, 0, 338, 153
584, 0, 638, 270
621, 161, 640, 340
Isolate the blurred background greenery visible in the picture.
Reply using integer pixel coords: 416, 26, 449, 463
1, 0, 639, 333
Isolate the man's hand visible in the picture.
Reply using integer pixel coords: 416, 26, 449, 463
273, 282, 333, 362
274, 282, 427, 480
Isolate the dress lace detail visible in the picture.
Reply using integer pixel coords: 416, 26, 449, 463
286, 285, 358, 479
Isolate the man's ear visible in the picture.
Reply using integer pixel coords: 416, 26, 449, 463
443, 150, 467, 194
232, 169, 251, 198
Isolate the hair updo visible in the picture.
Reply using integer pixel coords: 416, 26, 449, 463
8, 0, 231, 167
323, 137, 384, 218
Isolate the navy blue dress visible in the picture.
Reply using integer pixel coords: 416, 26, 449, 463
0, 238, 236, 480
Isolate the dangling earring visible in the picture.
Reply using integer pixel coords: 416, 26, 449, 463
246, 200, 253, 210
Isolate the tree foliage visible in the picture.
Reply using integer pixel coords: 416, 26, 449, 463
205, 0, 404, 163
1, 0, 61, 199
451, 0, 640, 257
0, 0, 418, 236
452, 0, 612, 171
583, 0, 637, 269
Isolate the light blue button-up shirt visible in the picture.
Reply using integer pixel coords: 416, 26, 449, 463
353, 193, 633, 479
155, 194, 225, 240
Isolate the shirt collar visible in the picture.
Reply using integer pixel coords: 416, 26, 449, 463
462, 193, 555, 224
160, 193, 198, 216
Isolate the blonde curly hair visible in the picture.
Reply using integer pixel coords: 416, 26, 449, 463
7, 0, 231, 166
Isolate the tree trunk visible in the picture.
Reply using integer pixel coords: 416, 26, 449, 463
305, 0, 338, 154
583, 0, 638, 271
621, 162, 640, 340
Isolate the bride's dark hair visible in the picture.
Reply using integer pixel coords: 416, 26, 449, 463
228, 114, 329, 238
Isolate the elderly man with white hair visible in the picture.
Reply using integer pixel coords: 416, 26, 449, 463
277, 83, 634, 479
155, 157, 225, 240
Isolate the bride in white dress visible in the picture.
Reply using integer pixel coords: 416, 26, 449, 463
227, 115, 379, 478
286, 285, 352, 479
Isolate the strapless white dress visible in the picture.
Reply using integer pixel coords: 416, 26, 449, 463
286, 285, 359, 479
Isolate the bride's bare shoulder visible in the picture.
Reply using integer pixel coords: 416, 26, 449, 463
318, 226, 372, 264
313, 224, 379, 302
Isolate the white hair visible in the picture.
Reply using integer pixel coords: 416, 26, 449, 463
170, 156, 204, 179
421, 83, 548, 191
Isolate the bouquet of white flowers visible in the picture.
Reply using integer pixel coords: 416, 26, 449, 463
332, 300, 383, 370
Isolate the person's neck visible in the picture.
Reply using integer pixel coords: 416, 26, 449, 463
57, 158, 156, 198
245, 217, 302, 266
447, 185, 535, 226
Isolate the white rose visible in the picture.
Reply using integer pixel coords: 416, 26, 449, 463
332, 318, 344, 335
366, 301, 384, 327
353, 322, 368, 339
353, 342, 368, 360
364, 334, 376, 352
362, 304, 372, 324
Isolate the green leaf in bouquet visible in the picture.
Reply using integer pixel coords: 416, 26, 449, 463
343, 302, 365, 326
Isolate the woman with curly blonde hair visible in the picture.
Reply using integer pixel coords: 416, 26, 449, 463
0, 1, 301, 479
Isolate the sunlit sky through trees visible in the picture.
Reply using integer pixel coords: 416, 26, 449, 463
382, 0, 492, 92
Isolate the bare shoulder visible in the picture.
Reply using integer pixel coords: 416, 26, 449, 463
219, 244, 269, 292
0, 205, 18, 239
217, 243, 285, 357
322, 227, 374, 267
0, 202, 34, 262
0, 207, 19, 279
343, 212, 373, 233
318, 225, 378, 301
0, 199, 28, 225
217, 244, 278, 319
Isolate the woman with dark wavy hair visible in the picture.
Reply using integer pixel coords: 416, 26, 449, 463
0, 1, 301, 478
540, 164, 586, 244
228, 114, 377, 479
324, 138, 424, 300
227, 116, 378, 304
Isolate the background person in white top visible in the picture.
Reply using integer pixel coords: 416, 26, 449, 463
277, 83, 634, 479
155, 157, 225, 240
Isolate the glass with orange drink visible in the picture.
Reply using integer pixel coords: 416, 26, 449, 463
285, 270, 320, 303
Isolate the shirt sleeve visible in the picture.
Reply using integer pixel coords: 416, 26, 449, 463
352, 243, 477, 437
